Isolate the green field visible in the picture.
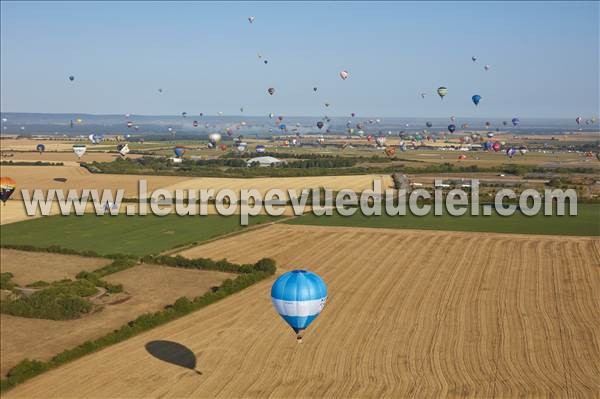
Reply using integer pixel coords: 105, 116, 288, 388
285, 203, 600, 236
0, 214, 278, 256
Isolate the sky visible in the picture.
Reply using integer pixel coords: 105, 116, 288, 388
1, 1, 598, 118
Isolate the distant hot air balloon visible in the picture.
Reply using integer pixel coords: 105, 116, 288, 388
182, 112, 187, 118
0, 177, 16, 204
519, 145, 528, 155
437, 87, 448, 99
117, 143, 130, 157
248, 16, 255, 23
576, 116, 583, 125
484, 64, 490, 71
471, 56, 477, 62
472, 95, 481, 106
487, 132, 494, 138
448, 124, 456, 133
502, 120, 508, 126
351, 112, 356, 117
313, 87, 318, 92
339, 70, 349, 80
420, 92, 427, 99
511, 117, 520, 126
68, 75, 75, 82
271, 270, 327, 342
426, 121, 433, 128
316, 121, 324, 129
73, 144, 87, 159
193, 120, 199, 127
173, 146, 185, 158
450, 116, 456, 122
324, 103, 330, 107
36, 144, 46, 154
267, 87, 275, 95
208, 133, 222, 145
375, 136, 386, 147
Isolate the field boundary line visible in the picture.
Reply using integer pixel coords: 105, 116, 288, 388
160, 214, 300, 256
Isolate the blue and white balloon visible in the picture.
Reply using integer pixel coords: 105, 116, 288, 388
271, 270, 327, 341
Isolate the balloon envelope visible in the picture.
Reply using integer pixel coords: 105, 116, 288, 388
0, 177, 16, 203
271, 270, 327, 334
36, 144, 46, 153
472, 95, 481, 106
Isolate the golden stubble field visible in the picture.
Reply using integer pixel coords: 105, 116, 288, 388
0, 261, 233, 377
6, 225, 599, 398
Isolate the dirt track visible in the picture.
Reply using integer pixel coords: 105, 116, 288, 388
5, 225, 599, 398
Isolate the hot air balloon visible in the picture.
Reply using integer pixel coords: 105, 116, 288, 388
127, 121, 133, 128
502, 120, 508, 126
248, 16, 255, 23
264, 60, 268, 64
117, 143, 130, 157
316, 121, 324, 129
420, 92, 427, 99
158, 88, 163, 93
519, 145, 528, 155
512, 117, 520, 126
208, 133, 222, 145
173, 146, 185, 158
267, 87, 275, 95
351, 112, 356, 117
73, 144, 87, 159
193, 120, 199, 127
36, 144, 46, 154
487, 132, 494, 138
68, 75, 75, 82
426, 121, 433, 128
339, 70, 349, 80
271, 270, 327, 341
268, 113, 274, 119
450, 116, 456, 122
324, 103, 330, 107
182, 112, 187, 118
437, 87, 448, 99
484, 65, 490, 71
492, 142, 501, 152
485, 121, 491, 128
313, 87, 318, 92
576, 116, 583, 125
471, 56, 477, 62
256, 144, 266, 153
0, 177, 16, 204
375, 136, 386, 147
448, 124, 456, 133
472, 95, 481, 106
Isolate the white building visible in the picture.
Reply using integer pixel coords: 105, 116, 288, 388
246, 156, 283, 167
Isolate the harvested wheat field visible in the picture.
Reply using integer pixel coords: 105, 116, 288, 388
6, 224, 599, 398
161, 174, 393, 195
0, 249, 110, 286
1, 264, 233, 377
2, 164, 390, 201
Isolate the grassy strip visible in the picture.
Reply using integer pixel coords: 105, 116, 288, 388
0, 214, 278, 257
0, 257, 276, 393
285, 203, 600, 236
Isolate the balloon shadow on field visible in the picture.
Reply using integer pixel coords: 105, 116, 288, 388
145, 340, 202, 375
